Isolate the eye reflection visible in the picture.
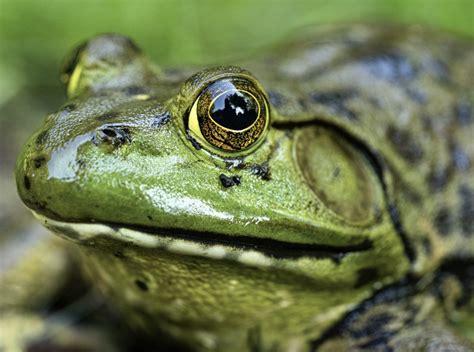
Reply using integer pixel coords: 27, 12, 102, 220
209, 90, 259, 131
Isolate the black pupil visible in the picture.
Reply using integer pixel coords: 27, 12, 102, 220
209, 90, 258, 130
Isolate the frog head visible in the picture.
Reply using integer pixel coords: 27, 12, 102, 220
16, 34, 410, 348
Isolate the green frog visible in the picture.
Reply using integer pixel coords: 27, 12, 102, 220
8, 24, 474, 351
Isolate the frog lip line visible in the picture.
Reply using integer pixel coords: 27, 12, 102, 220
32, 212, 373, 262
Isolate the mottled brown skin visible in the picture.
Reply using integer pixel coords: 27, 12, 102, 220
253, 23, 474, 350
317, 261, 474, 351
251, 24, 474, 272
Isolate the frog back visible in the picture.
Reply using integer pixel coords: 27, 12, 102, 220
251, 24, 473, 273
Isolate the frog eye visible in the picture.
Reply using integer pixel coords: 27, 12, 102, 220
61, 42, 87, 97
187, 76, 270, 153
60, 34, 145, 98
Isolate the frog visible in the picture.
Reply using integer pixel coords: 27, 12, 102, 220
9, 23, 474, 351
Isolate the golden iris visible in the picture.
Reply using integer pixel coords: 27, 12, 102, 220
187, 77, 269, 153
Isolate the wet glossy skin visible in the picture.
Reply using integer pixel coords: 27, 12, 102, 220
13, 25, 474, 351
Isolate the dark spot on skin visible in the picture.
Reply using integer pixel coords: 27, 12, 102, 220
309, 90, 357, 120
454, 100, 472, 126
386, 125, 424, 163
187, 134, 201, 150
373, 206, 383, 223
33, 156, 46, 168
311, 280, 417, 350
22, 198, 66, 221
135, 279, 148, 292
63, 103, 77, 111
62, 226, 84, 241
95, 125, 131, 146
388, 205, 415, 262
32, 200, 48, 211
151, 111, 171, 128
355, 268, 378, 288
77, 158, 86, 169
427, 166, 449, 192
358, 335, 394, 351
267, 91, 287, 108
225, 159, 245, 170
122, 85, 148, 96
333, 167, 341, 178
329, 253, 346, 265
147, 215, 153, 221
96, 111, 120, 121
363, 52, 417, 82
35, 130, 49, 146
434, 207, 452, 236
48, 224, 82, 241
110, 225, 121, 233
249, 163, 271, 180
219, 174, 241, 188
349, 313, 394, 339
437, 260, 474, 308
24, 175, 31, 190
459, 184, 473, 236
114, 251, 126, 259
451, 144, 470, 171
404, 187, 421, 207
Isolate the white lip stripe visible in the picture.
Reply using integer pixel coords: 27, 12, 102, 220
32, 212, 280, 268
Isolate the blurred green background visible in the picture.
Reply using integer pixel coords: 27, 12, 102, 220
0, 0, 473, 230
1, 0, 473, 107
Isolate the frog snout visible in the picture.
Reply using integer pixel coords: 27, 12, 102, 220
16, 141, 58, 220
16, 128, 94, 220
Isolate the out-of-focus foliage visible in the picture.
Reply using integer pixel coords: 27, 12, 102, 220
0, 0, 473, 106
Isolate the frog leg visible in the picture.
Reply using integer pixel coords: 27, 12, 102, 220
313, 266, 474, 352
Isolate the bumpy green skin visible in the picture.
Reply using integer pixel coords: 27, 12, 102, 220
13, 25, 474, 351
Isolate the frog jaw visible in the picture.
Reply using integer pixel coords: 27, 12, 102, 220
33, 211, 373, 265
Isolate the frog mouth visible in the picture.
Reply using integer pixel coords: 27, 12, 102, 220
33, 212, 372, 264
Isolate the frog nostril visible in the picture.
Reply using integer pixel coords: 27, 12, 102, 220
24, 175, 31, 190
135, 279, 149, 292
102, 128, 117, 138
33, 156, 46, 169
95, 126, 131, 147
